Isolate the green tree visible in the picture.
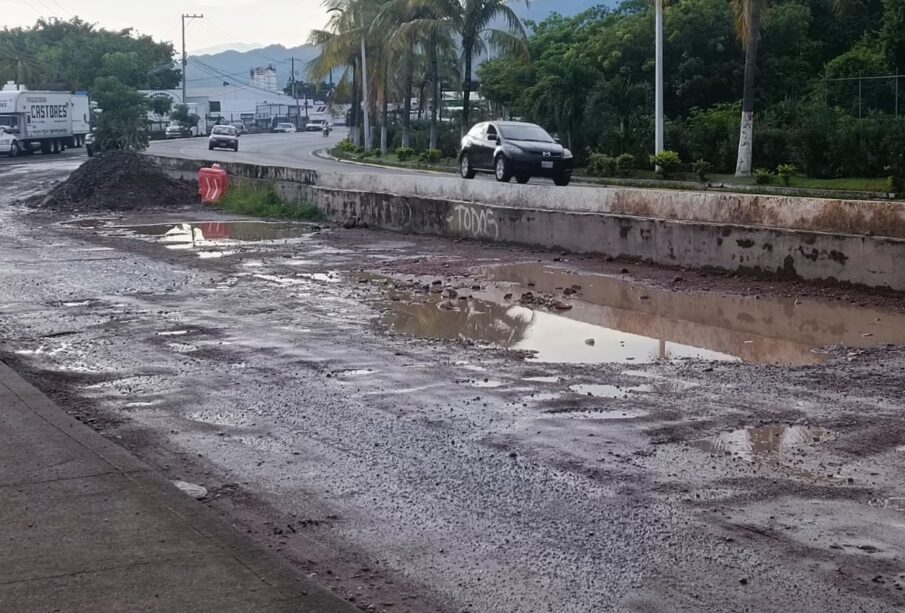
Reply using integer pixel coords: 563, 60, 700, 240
880, 0, 905, 69
91, 76, 151, 152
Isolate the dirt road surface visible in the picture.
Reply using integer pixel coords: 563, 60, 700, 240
2, 159, 905, 612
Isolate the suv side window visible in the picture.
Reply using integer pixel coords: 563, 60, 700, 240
486, 124, 497, 140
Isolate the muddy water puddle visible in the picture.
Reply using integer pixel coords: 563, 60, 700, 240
81, 219, 318, 257
379, 263, 905, 365
692, 425, 831, 459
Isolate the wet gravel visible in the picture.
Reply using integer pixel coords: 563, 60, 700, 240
2, 160, 905, 612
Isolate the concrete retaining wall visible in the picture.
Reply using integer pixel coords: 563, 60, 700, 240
147, 154, 905, 290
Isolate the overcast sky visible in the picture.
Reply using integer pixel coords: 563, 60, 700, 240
2, 0, 329, 52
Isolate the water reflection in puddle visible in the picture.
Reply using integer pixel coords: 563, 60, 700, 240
379, 262, 905, 365
114, 220, 315, 257
692, 425, 831, 460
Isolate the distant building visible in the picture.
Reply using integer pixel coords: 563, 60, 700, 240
141, 85, 335, 131
250, 64, 278, 92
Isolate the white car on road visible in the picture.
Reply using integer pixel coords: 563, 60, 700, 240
208, 125, 239, 151
0, 126, 20, 157
272, 123, 297, 133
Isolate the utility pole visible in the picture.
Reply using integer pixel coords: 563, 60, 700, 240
654, 0, 664, 156
181, 13, 204, 104
291, 56, 301, 129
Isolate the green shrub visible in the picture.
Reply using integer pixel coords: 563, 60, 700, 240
220, 183, 321, 221
587, 153, 617, 177
650, 150, 682, 178
754, 168, 775, 185
615, 153, 636, 177
360, 149, 376, 159
691, 159, 712, 182
419, 148, 443, 164
337, 138, 359, 154
395, 147, 415, 162
777, 163, 796, 186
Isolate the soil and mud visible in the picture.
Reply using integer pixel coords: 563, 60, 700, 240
2, 160, 905, 612
30, 152, 196, 211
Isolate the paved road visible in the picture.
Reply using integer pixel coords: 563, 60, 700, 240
3, 162, 905, 613
147, 129, 430, 176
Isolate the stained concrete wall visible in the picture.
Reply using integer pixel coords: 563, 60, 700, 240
149, 154, 905, 239
146, 154, 905, 291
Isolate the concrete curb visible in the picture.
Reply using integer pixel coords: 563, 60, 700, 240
0, 360, 357, 613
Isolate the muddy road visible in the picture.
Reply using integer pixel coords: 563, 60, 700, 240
2, 159, 905, 612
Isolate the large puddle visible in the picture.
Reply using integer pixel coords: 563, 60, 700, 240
381, 263, 905, 365
111, 220, 316, 257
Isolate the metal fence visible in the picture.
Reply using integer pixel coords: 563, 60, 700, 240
824, 73, 903, 118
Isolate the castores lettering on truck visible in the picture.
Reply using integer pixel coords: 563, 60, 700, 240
29, 105, 67, 119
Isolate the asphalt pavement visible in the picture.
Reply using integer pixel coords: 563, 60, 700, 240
147, 129, 429, 176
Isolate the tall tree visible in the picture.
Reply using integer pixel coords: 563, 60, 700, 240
456, 0, 529, 128
732, 0, 766, 176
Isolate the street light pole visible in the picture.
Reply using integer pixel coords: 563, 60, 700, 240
181, 13, 204, 104
654, 0, 664, 156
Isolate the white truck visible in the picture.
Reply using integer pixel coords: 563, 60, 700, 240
0, 81, 90, 157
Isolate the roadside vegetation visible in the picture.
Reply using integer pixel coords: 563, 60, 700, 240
219, 183, 322, 221
309, 0, 905, 196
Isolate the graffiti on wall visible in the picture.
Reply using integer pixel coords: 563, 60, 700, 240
447, 204, 500, 240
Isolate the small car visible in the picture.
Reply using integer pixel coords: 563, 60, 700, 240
306, 119, 328, 132
272, 123, 297, 133
459, 121, 573, 186
165, 124, 184, 139
208, 125, 239, 151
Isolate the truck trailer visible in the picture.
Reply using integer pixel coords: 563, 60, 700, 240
0, 81, 90, 157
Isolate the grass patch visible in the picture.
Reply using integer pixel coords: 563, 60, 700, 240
219, 183, 322, 220
331, 147, 457, 173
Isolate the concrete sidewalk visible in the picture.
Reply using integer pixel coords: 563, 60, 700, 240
0, 360, 357, 613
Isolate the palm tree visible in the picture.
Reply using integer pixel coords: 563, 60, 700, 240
390, 0, 456, 149
310, 0, 388, 149
732, 0, 766, 176
457, 0, 529, 128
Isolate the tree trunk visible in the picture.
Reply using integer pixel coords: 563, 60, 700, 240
735, 3, 762, 177
350, 59, 360, 146
462, 41, 473, 132
360, 34, 371, 151
418, 81, 426, 120
430, 40, 439, 150
381, 62, 389, 154
401, 50, 414, 148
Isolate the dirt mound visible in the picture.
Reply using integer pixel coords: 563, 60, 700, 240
35, 152, 197, 211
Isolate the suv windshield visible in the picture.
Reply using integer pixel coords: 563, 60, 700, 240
212, 126, 235, 135
498, 124, 554, 143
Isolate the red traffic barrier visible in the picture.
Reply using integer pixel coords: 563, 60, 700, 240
199, 164, 228, 204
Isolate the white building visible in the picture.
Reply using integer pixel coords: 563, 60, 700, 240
250, 64, 278, 92
142, 85, 335, 130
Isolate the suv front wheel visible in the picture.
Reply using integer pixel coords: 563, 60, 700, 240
460, 153, 477, 179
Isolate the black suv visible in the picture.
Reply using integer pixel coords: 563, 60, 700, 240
459, 121, 573, 186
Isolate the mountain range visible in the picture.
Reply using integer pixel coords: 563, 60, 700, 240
185, 0, 612, 91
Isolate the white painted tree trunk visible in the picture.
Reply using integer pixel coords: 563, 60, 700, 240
735, 110, 754, 176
